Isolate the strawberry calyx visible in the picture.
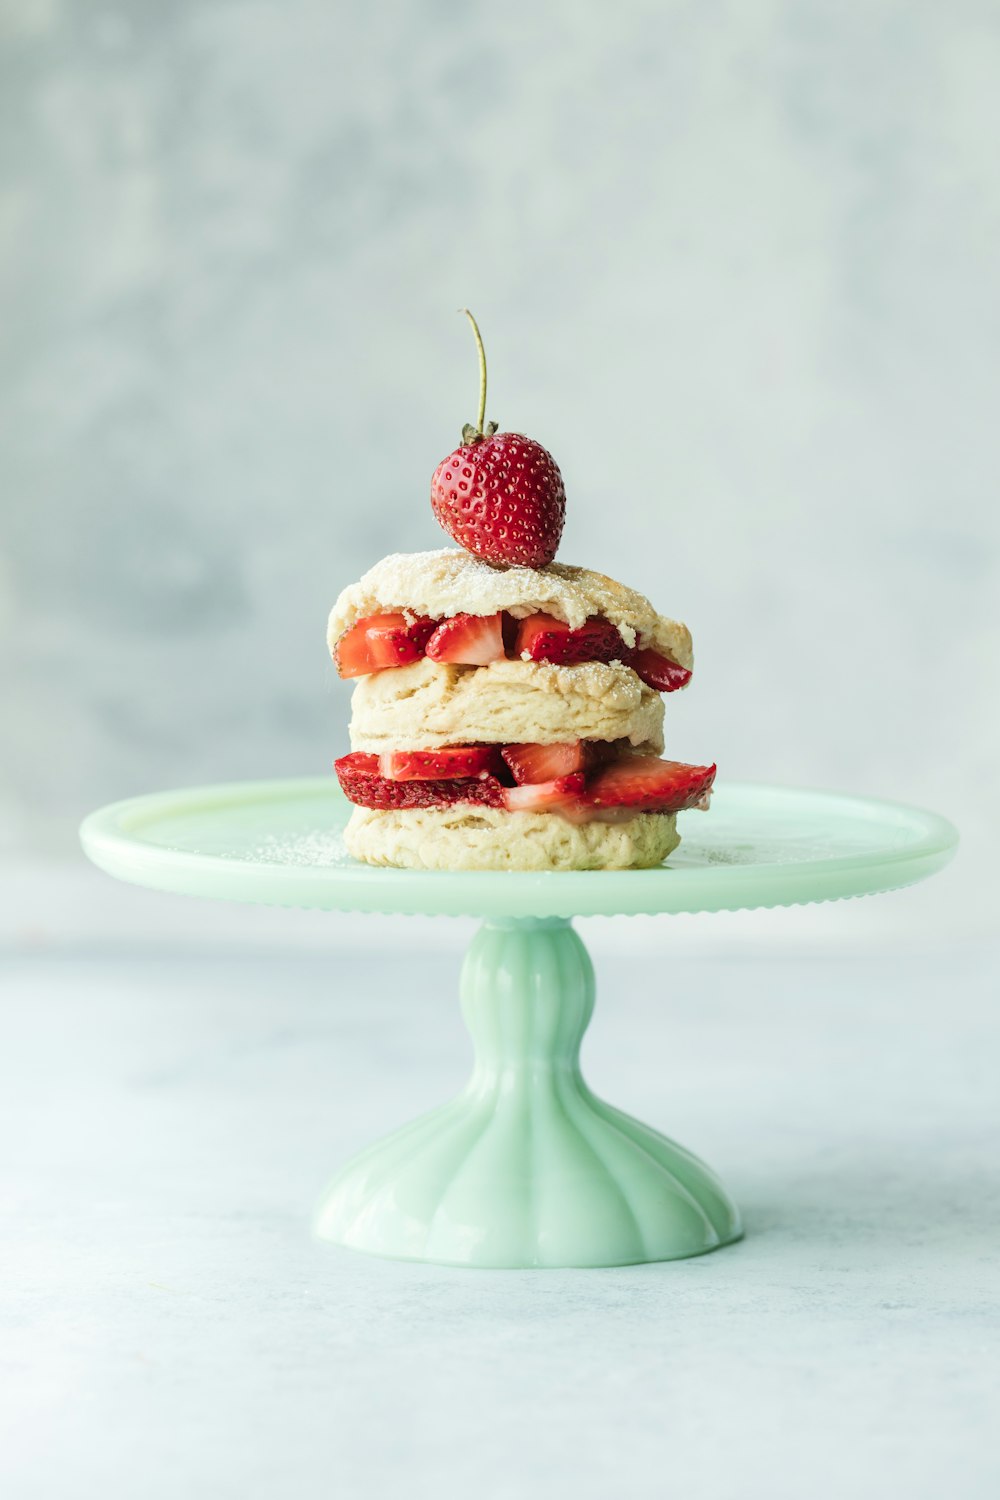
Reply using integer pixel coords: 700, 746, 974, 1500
461, 421, 499, 446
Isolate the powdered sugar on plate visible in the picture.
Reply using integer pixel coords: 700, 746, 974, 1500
249, 830, 354, 867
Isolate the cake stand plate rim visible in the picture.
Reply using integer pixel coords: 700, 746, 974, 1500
78, 776, 959, 919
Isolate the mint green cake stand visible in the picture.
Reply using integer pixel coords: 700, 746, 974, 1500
79, 778, 957, 1269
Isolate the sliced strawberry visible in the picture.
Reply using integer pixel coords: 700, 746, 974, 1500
425, 611, 506, 665
335, 752, 504, 810
379, 746, 504, 781
334, 613, 436, 678
623, 647, 692, 693
503, 773, 586, 815
582, 757, 716, 814
502, 741, 586, 784
514, 612, 624, 666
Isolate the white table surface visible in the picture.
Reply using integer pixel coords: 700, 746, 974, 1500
1, 864, 997, 1499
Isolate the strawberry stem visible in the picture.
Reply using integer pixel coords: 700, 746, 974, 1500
460, 308, 488, 439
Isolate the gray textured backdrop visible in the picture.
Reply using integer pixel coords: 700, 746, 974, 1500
1, 0, 997, 934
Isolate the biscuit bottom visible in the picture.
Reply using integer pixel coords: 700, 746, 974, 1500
343, 805, 680, 872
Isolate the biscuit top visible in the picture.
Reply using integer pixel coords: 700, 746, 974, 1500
327, 549, 693, 669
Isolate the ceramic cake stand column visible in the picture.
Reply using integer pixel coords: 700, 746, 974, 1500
315, 916, 739, 1266
79, 776, 958, 1270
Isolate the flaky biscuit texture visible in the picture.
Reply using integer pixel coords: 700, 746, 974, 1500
344, 805, 681, 871
348, 657, 665, 754
327, 549, 693, 670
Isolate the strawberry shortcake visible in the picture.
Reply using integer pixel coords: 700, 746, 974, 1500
327, 314, 715, 872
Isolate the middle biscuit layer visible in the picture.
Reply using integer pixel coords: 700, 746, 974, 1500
348, 658, 665, 753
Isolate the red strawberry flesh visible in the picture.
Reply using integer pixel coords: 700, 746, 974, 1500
503, 773, 586, 814
425, 611, 506, 665
336, 748, 715, 821
334, 613, 436, 679
583, 757, 716, 814
379, 746, 504, 781
514, 613, 624, 665
502, 741, 587, 784
431, 432, 566, 569
623, 647, 692, 693
335, 753, 505, 811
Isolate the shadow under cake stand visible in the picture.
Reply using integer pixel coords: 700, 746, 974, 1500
80, 778, 957, 1269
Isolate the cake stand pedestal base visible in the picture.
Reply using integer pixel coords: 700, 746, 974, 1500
81, 777, 959, 1269
314, 917, 742, 1268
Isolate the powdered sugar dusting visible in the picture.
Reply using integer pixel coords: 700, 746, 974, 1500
249, 830, 354, 867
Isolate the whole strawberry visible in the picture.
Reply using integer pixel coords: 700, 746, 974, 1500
431, 312, 566, 570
